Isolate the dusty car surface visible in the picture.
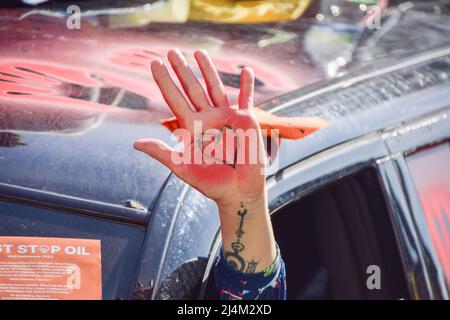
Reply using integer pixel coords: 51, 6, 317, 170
0, 0, 449, 299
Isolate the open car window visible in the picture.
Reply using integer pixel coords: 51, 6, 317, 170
270, 167, 409, 299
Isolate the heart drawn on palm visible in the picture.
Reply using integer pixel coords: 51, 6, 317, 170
197, 125, 240, 169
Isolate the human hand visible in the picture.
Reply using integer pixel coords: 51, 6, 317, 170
134, 49, 266, 208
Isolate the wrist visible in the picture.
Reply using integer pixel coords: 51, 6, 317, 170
216, 193, 267, 216
216, 192, 276, 274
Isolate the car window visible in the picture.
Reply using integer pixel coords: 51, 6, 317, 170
0, 200, 146, 299
406, 142, 450, 287
271, 167, 409, 299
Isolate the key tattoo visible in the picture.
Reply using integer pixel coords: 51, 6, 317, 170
224, 202, 260, 273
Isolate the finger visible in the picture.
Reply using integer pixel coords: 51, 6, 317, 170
194, 49, 229, 108
134, 139, 186, 178
238, 67, 254, 110
151, 59, 192, 120
167, 49, 210, 111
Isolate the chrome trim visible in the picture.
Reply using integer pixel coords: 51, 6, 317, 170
0, 182, 148, 226
268, 47, 450, 114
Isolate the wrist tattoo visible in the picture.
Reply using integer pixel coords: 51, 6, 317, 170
224, 202, 260, 273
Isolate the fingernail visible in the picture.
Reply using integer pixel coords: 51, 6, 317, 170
151, 59, 163, 69
133, 141, 143, 150
174, 48, 187, 62
196, 49, 207, 56
243, 66, 253, 74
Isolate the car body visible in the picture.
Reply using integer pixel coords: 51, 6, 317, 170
0, 0, 449, 299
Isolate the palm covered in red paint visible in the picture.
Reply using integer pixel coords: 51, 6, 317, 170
134, 49, 266, 205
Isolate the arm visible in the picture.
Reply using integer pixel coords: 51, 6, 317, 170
214, 195, 287, 300
134, 48, 285, 299
218, 195, 275, 275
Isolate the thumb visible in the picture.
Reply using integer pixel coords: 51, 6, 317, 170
134, 138, 185, 175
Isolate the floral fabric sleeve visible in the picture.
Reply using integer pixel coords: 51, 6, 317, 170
214, 244, 287, 300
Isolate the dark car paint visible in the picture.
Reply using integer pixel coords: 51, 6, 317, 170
0, 5, 327, 299
0, 1, 450, 299
0, 8, 323, 212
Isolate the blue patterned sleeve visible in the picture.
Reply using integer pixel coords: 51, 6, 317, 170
213, 245, 287, 300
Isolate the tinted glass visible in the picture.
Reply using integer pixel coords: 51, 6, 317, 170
0, 200, 146, 299
406, 142, 450, 287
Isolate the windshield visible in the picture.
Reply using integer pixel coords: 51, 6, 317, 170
3, 0, 161, 9
1, 1, 449, 134
1, 1, 449, 106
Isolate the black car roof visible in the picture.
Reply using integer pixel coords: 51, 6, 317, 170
1, 2, 449, 219
0, 6, 322, 215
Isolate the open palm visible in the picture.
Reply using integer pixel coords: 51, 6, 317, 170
134, 49, 266, 204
